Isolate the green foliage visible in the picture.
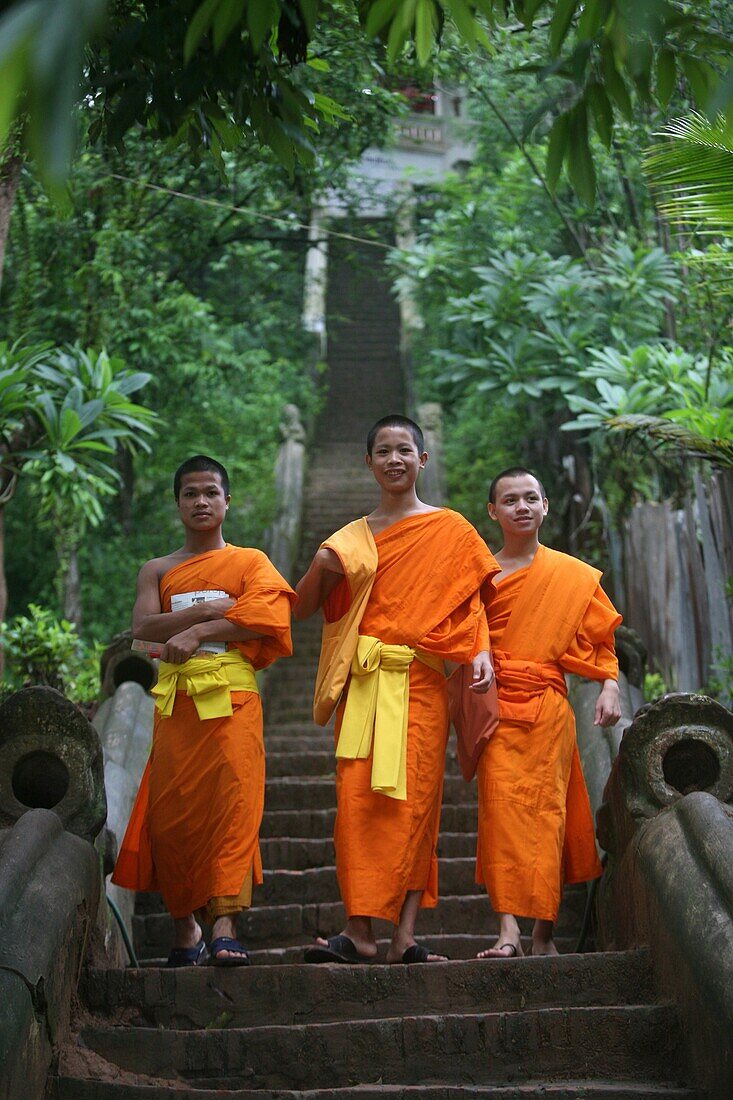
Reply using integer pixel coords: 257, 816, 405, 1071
0, 604, 103, 703
704, 646, 733, 705
0, 343, 158, 615
2, 1, 732, 203
405, 239, 679, 407
0, 337, 53, 430
1, 132, 330, 639
643, 670, 669, 701
0, 604, 82, 691
645, 113, 733, 238
563, 344, 733, 466
65, 640, 106, 706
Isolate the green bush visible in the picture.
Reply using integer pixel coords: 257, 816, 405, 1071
0, 604, 101, 703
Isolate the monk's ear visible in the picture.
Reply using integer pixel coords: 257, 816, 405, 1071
419, 450, 428, 469
542, 497, 549, 515
487, 502, 497, 522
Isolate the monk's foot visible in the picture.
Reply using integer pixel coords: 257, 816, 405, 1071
386, 935, 448, 964
173, 917, 203, 951
304, 933, 378, 964
530, 938, 559, 957
210, 916, 249, 961
315, 933, 378, 959
477, 937, 524, 960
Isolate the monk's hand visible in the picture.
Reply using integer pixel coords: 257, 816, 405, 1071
469, 650, 495, 694
161, 628, 201, 664
594, 679, 621, 727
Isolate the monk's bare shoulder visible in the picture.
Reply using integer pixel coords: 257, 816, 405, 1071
137, 551, 187, 587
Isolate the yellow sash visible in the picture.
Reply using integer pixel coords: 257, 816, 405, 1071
152, 650, 258, 720
335, 634, 443, 800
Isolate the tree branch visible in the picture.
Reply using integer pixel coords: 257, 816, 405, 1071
469, 80, 591, 261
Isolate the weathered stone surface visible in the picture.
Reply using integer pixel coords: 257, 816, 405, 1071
415, 401, 446, 506
94, 681, 153, 937
600, 792, 733, 1098
81, 949, 654, 1030
99, 632, 157, 702
597, 703, 733, 1100
267, 404, 307, 582
614, 625, 647, 690
0, 686, 107, 840
0, 809, 101, 1100
570, 669, 642, 828
78, 1004, 683, 1090
0, 969, 49, 1100
132, 889, 589, 956
52, 1082, 702, 1100
597, 692, 733, 858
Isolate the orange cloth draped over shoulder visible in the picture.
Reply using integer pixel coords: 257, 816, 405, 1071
112, 545, 295, 919
476, 544, 621, 922
318, 510, 499, 924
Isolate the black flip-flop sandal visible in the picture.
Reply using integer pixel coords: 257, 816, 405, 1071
209, 936, 250, 967
304, 934, 373, 964
166, 938, 207, 968
399, 943, 450, 964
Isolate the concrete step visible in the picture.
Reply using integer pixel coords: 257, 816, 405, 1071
51, 1079, 703, 1100
133, 892, 589, 956
263, 775, 475, 811
260, 802, 479, 838
75, 1003, 685, 1090
255, 857, 488, 905
83, 950, 653, 1029
265, 750, 465, 779
262, 734, 338, 755
135, 858, 492, 911
137, 934, 586, 968
258, 831, 477, 871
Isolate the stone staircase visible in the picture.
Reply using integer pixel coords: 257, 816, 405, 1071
50, 235, 701, 1098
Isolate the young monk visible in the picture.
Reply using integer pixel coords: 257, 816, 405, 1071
295, 415, 499, 964
476, 467, 621, 959
112, 455, 295, 967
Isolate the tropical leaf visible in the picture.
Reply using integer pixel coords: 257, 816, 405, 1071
644, 113, 733, 236
607, 413, 733, 467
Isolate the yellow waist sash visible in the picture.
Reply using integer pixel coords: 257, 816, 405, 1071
335, 634, 443, 801
152, 650, 258, 720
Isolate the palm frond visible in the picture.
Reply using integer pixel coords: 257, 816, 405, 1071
607, 413, 733, 467
644, 113, 733, 235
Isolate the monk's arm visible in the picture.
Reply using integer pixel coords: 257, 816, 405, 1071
293, 548, 344, 620
161, 618, 267, 664
470, 607, 494, 693
594, 678, 621, 727
132, 561, 235, 640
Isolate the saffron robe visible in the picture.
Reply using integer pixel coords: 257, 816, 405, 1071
320, 510, 499, 923
112, 545, 295, 919
476, 544, 621, 922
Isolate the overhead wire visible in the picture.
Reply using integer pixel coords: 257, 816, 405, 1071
108, 173, 394, 251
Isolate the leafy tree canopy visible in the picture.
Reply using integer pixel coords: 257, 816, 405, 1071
0, 0, 731, 202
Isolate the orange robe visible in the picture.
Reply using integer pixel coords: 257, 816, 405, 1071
323, 510, 498, 924
476, 545, 621, 922
112, 545, 295, 919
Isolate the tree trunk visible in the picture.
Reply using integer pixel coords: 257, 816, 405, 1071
0, 153, 22, 293
63, 544, 82, 630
